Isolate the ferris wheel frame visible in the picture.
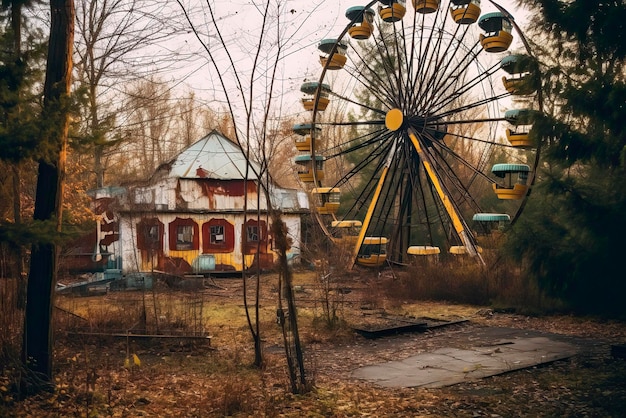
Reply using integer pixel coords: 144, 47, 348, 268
295, 0, 543, 268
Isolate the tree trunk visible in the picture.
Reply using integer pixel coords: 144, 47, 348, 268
23, 0, 74, 382
272, 211, 308, 393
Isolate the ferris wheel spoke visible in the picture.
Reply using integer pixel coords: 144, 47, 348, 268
373, 26, 407, 108
414, 165, 439, 245
417, 138, 481, 207
439, 130, 517, 149
325, 127, 392, 157
412, 10, 466, 112
330, 134, 393, 189
323, 126, 389, 154
428, 60, 502, 115
345, 46, 400, 107
417, 30, 456, 109
330, 89, 388, 117
412, 29, 442, 109
434, 91, 510, 120
421, 42, 486, 115
338, 139, 391, 214
316, 120, 386, 128
419, 11, 486, 99
427, 143, 488, 211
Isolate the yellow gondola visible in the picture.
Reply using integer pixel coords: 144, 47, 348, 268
491, 163, 530, 200
450, 0, 481, 24
501, 54, 538, 95
413, 0, 439, 14
318, 39, 348, 70
478, 12, 513, 53
331, 220, 362, 247
504, 109, 536, 148
378, 0, 406, 23
300, 82, 331, 112
293, 123, 321, 152
311, 187, 340, 215
356, 237, 388, 266
449, 245, 483, 255
346, 6, 375, 40
407, 245, 440, 255
407, 245, 440, 266
294, 155, 324, 183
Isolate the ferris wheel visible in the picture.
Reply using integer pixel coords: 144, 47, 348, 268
293, 0, 541, 268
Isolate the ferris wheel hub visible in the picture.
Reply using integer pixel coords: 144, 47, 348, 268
385, 108, 404, 131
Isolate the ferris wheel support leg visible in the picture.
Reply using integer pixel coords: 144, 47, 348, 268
348, 165, 390, 271
407, 129, 485, 266
348, 140, 399, 271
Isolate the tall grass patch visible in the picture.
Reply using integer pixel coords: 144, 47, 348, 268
382, 254, 563, 313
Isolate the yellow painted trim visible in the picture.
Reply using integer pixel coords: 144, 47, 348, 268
450, 245, 483, 255
502, 76, 536, 95
298, 171, 324, 183
506, 128, 533, 148
356, 254, 387, 267
294, 135, 321, 152
317, 203, 340, 215
332, 220, 362, 228
348, 22, 373, 40
362, 237, 388, 245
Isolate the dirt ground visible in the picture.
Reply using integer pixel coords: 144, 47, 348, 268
4, 271, 626, 417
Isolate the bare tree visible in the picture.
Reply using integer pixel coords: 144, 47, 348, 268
264, 118, 300, 189
73, 0, 191, 188
176, 0, 312, 391
119, 77, 177, 175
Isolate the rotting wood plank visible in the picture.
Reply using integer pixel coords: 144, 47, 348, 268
353, 317, 468, 339
67, 331, 212, 345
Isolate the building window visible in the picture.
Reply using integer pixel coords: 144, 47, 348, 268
137, 218, 163, 251
176, 225, 194, 250
168, 217, 199, 251
210, 225, 225, 243
243, 219, 267, 254
247, 225, 260, 242
147, 225, 159, 241
202, 219, 234, 253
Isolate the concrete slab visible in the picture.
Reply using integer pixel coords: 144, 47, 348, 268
352, 333, 578, 388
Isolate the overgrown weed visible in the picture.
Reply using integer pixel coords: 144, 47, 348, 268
382, 252, 564, 314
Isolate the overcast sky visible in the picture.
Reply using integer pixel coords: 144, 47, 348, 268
162, 0, 531, 126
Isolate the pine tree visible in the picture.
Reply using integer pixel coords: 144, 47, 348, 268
0, 0, 46, 291
509, 0, 626, 315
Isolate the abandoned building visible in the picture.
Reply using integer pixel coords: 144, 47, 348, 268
73, 130, 308, 281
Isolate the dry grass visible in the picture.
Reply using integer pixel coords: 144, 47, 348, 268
379, 256, 565, 314
2, 268, 625, 416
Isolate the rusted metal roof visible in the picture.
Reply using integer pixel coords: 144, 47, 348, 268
168, 130, 261, 180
